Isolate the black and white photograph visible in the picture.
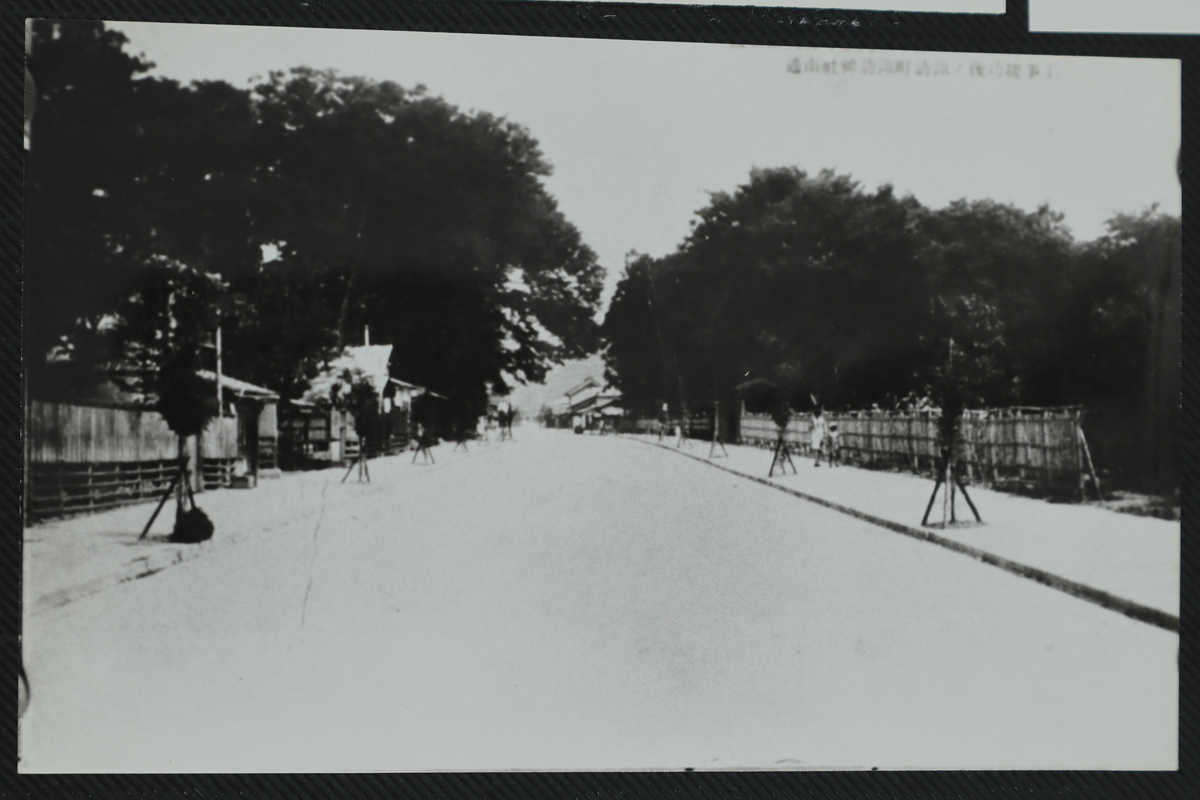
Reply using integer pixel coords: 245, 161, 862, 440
18, 14, 1181, 774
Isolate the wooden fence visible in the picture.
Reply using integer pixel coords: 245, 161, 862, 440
737, 408, 1089, 492
199, 415, 240, 490
611, 415, 715, 437
28, 401, 239, 519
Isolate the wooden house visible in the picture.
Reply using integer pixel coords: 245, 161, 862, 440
25, 369, 279, 520
196, 370, 280, 486
563, 377, 625, 432
278, 344, 428, 467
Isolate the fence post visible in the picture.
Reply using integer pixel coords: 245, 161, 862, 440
196, 421, 206, 493
1074, 411, 1086, 501
1016, 414, 1026, 482
963, 414, 975, 484
1036, 412, 1046, 489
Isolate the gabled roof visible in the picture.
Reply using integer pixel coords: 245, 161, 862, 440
302, 344, 394, 405
567, 378, 621, 413
196, 370, 279, 400
572, 393, 621, 414
564, 376, 601, 398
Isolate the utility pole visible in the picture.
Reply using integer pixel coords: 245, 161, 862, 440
641, 253, 675, 437
22, 20, 34, 526
215, 322, 223, 418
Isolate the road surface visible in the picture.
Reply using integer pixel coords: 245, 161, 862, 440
20, 427, 1177, 771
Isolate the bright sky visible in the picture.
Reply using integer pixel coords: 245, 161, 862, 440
108, 22, 1180, 312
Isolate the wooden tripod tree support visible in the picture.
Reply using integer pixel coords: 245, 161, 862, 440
342, 450, 371, 483
921, 446, 982, 528
412, 439, 435, 464
139, 457, 196, 540
709, 402, 728, 458
768, 431, 796, 477
1077, 423, 1103, 501
709, 436, 729, 458
675, 418, 693, 449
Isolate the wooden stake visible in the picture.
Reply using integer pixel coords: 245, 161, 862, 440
1077, 424, 1103, 501
921, 475, 943, 527
709, 401, 728, 458
139, 473, 179, 540
769, 433, 796, 477
949, 469, 957, 523
941, 457, 951, 528
956, 479, 982, 522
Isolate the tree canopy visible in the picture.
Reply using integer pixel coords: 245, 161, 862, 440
26, 22, 604, 429
601, 167, 1179, 490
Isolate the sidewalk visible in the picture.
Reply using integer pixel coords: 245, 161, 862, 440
23, 463, 349, 617
22, 443, 489, 618
628, 433, 1180, 630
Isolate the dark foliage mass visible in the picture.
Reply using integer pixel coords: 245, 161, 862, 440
156, 345, 218, 439
602, 168, 1179, 492
25, 21, 604, 429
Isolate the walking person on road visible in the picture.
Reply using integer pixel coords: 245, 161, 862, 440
811, 406, 827, 467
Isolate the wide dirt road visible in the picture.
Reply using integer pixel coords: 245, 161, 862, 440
20, 427, 1176, 771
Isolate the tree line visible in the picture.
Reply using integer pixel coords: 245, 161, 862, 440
26, 20, 603, 431
601, 168, 1180, 493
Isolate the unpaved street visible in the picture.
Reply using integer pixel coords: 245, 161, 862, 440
20, 428, 1177, 771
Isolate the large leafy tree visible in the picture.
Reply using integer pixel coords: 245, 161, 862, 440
1053, 210, 1181, 491
913, 200, 1076, 407
602, 254, 672, 414
26, 27, 604, 433
25, 20, 157, 394
604, 168, 930, 412
223, 69, 604, 421
26, 20, 264, 399
602, 167, 1179, 493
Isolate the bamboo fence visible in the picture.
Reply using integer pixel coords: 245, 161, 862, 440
28, 401, 240, 519
737, 407, 1088, 492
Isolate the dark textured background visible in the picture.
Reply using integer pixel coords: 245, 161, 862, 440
2, 1, 1193, 797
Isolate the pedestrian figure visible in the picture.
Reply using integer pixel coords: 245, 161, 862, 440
827, 422, 841, 467
811, 406, 827, 467
496, 402, 515, 441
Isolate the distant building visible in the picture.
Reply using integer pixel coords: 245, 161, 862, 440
561, 377, 624, 431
